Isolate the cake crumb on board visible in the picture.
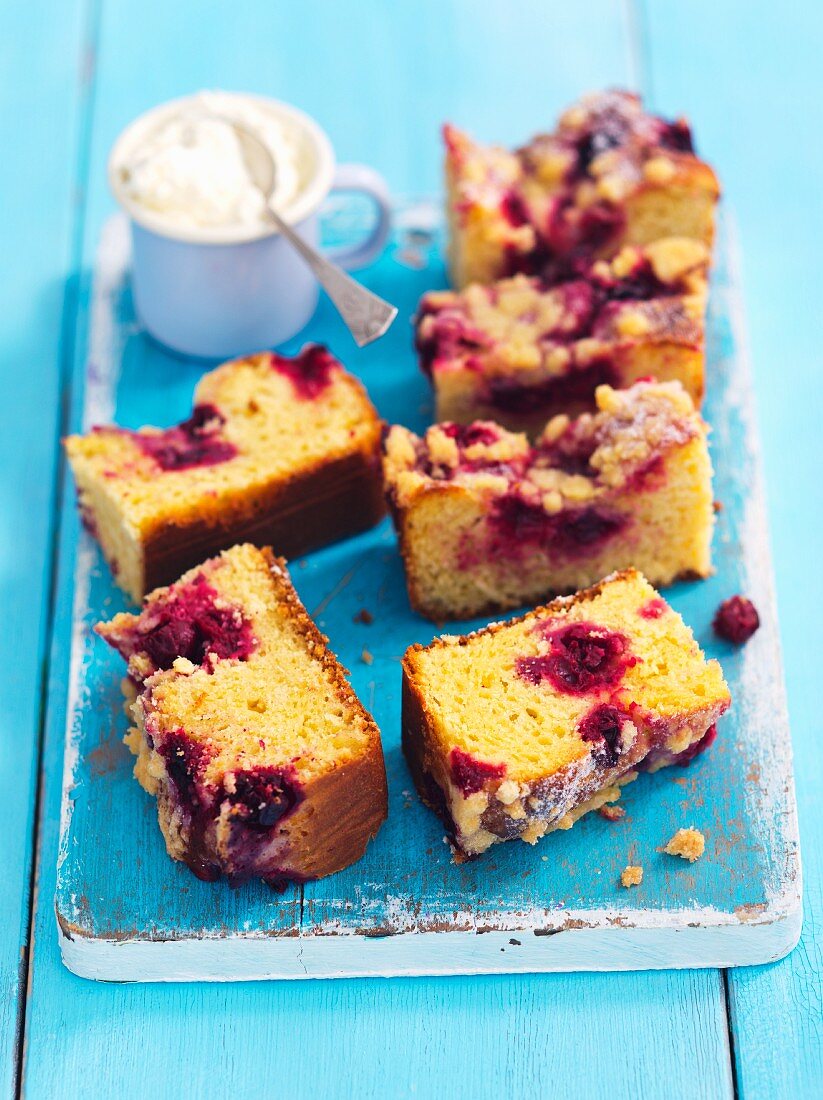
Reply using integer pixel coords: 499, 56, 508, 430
599, 804, 626, 822
620, 865, 643, 887
663, 826, 705, 862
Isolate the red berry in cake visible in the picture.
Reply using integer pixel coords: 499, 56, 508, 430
449, 747, 506, 795
109, 573, 258, 675
159, 731, 214, 808
713, 596, 760, 644
578, 703, 629, 766
136, 404, 237, 471
639, 597, 667, 620
269, 344, 338, 400
517, 621, 634, 695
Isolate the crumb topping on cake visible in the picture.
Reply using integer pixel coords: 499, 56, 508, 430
663, 826, 706, 862
416, 238, 708, 388
385, 379, 702, 520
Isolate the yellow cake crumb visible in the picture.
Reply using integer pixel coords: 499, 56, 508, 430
621, 865, 643, 887
664, 826, 705, 862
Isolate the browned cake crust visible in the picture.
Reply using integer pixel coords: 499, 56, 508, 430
252, 550, 388, 882
98, 545, 388, 885
142, 449, 385, 594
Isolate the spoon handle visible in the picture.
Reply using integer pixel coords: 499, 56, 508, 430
265, 204, 397, 347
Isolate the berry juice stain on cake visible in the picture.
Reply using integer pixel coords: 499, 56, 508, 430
639, 597, 667, 620
713, 595, 760, 644
517, 621, 635, 694
449, 746, 506, 795
159, 730, 214, 809
486, 359, 617, 415
671, 722, 717, 765
270, 344, 336, 399
134, 404, 237, 471
488, 494, 626, 558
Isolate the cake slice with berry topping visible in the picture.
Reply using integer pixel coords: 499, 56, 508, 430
445, 90, 719, 288
402, 569, 730, 857
97, 543, 388, 885
417, 237, 708, 435
65, 344, 385, 602
383, 379, 713, 620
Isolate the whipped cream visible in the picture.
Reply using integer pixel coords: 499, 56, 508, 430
116, 91, 307, 231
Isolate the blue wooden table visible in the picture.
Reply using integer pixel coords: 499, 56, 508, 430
2, 1, 821, 1095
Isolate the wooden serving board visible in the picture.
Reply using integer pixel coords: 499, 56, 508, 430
56, 209, 801, 982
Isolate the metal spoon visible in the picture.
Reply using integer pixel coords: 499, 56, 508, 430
227, 118, 397, 347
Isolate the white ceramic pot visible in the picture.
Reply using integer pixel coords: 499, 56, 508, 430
108, 94, 392, 359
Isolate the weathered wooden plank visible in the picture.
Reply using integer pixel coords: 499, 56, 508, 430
0, 0, 87, 1093
23, 1, 736, 1096
641, 2, 823, 1094
53, 212, 799, 981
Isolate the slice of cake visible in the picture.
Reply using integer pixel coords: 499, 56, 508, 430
416, 238, 708, 435
445, 90, 720, 288
383, 379, 713, 620
402, 569, 730, 857
97, 544, 388, 885
66, 344, 385, 602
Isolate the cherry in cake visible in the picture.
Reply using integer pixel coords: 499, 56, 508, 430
402, 569, 730, 857
444, 90, 720, 289
383, 379, 714, 620
97, 544, 388, 885
65, 344, 385, 602
416, 237, 708, 434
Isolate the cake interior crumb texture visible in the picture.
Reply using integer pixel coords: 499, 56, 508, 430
97, 544, 388, 885
402, 569, 730, 857
65, 346, 384, 602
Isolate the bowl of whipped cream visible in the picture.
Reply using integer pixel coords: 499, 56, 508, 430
109, 91, 392, 358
